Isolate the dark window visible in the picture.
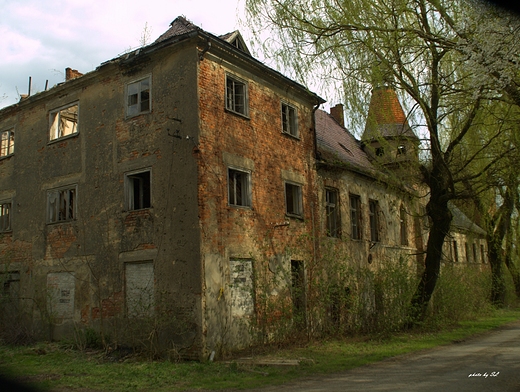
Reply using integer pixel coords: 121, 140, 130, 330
0, 129, 14, 157
228, 168, 251, 207
465, 242, 470, 262
325, 188, 341, 237
397, 145, 407, 155
369, 199, 380, 242
285, 182, 303, 217
350, 194, 362, 240
48, 187, 76, 223
226, 75, 248, 115
127, 77, 151, 117
453, 241, 459, 262
291, 260, 305, 323
50, 104, 78, 140
126, 170, 151, 210
473, 243, 478, 263
481, 244, 486, 264
0, 202, 11, 232
375, 147, 385, 157
400, 206, 408, 246
281, 103, 298, 137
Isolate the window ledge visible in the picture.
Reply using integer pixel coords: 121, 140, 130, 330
0, 154, 14, 161
282, 131, 300, 141
225, 108, 250, 120
48, 133, 79, 145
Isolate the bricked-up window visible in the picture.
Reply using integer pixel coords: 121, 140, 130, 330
126, 76, 151, 117
0, 202, 11, 232
281, 103, 298, 137
325, 188, 340, 237
48, 186, 76, 223
350, 194, 362, 240
0, 129, 14, 157
49, 103, 78, 141
285, 182, 303, 217
369, 199, 380, 242
125, 262, 154, 318
228, 168, 251, 207
400, 206, 408, 246
125, 170, 151, 211
229, 258, 254, 317
226, 75, 248, 116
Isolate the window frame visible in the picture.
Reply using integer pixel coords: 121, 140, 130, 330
349, 194, 362, 240
124, 169, 152, 211
325, 188, 341, 238
0, 201, 12, 232
47, 185, 77, 224
0, 128, 14, 158
400, 206, 408, 246
369, 199, 380, 242
49, 102, 79, 142
281, 102, 299, 138
228, 167, 252, 208
126, 75, 151, 118
225, 74, 249, 116
285, 181, 303, 218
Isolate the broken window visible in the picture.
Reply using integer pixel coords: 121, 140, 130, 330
400, 206, 408, 246
325, 188, 341, 238
281, 103, 298, 137
48, 186, 76, 223
0, 129, 14, 157
350, 194, 362, 240
228, 168, 251, 207
369, 199, 380, 242
125, 170, 151, 210
49, 103, 78, 141
0, 202, 11, 232
226, 75, 248, 115
126, 76, 151, 117
285, 182, 303, 217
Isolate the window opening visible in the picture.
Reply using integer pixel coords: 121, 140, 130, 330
325, 188, 340, 237
350, 194, 362, 240
0, 129, 14, 157
126, 170, 151, 210
285, 182, 303, 217
0, 202, 11, 232
281, 103, 298, 137
127, 77, 151, 117
48, 187, 76, 223
228, 168, 251, 207
369, 200, 380, 242
226, 76, 247, 115
50, 104, 78, 141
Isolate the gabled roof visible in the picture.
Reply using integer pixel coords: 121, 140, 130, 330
362, 87, 418, 142
315, 109, 375, 173
449, 202, 487, 236
154, 16, 201, 43
219, 30, 251, 55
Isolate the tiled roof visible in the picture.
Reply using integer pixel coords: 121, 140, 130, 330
362, 87, 418, 142
315, 109, 375, 173
154, 16, 201, 43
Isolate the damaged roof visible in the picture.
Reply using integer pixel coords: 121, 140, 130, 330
362, 87, 418, 142
315, 109, 375, 174
154, 16, 201, 43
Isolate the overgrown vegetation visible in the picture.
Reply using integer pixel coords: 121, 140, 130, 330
1, 308, 518, 392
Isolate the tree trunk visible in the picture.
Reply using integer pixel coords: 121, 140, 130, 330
488, 235, 506, 306
408, 189, 452, 325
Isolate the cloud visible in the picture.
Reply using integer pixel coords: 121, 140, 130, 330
0, 0, 246, 108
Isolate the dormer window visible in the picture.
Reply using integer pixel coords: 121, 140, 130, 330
397, 145, 407, 155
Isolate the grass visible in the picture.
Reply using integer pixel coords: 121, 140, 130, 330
1, 308, 519, 391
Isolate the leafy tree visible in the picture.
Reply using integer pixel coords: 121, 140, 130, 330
245, 0, 520, 322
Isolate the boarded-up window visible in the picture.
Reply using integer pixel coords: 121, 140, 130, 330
47, 272, 75, 319
125, 262, 154, 317
229, 258, 253, 317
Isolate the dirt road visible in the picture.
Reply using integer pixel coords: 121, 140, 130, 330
247, 320, 520, 392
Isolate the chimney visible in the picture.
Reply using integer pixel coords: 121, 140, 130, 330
65, 68, 83, 81
330, 104, 344, 127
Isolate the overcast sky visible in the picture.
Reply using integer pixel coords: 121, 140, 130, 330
0, 0, 249, 109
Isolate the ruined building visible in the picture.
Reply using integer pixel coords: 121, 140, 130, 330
0, 17, 487, 358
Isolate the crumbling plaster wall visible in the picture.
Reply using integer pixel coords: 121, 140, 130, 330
0, 40, 203, 354
197, 53, 319, 354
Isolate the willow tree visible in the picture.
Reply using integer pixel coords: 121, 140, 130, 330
245, 0, 520, 322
